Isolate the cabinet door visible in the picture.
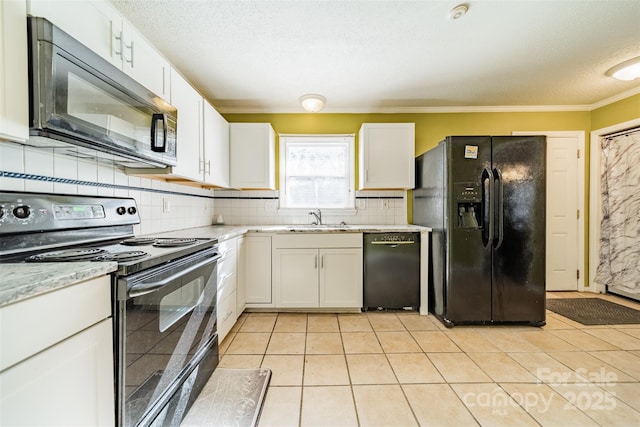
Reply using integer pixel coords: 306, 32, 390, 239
236, 237, 247, 313
0, 0, 29, 142
229, 123, 275, 189
320, 248, 363, 308
0, 319, 115, 426
27, 0, 121, 68
358, 123, 415, 189
170, 68, 203, 181
242, 235, 272, 304
203, 101, 230, 187
123, 25, 170, 100
274, 249, 319, 307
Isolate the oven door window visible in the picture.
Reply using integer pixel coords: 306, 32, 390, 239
158, 277, 204, 332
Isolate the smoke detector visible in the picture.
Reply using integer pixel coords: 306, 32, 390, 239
449, 4, 469, 20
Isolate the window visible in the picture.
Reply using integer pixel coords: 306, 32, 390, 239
279, 135, 355, 209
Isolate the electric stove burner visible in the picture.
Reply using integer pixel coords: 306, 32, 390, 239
121, 238, 156, 246
25, 247, 108, 262
153, 238, 198, 248
96, 251, 149, 262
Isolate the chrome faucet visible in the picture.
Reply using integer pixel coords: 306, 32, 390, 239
308, 209, 322, 225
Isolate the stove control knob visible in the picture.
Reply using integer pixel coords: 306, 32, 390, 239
0, 206, 5, 219
127, 206, 137, 215
116, 206, 127, 215
13, 205, 31, 219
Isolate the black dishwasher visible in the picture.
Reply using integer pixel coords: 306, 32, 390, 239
363, 232, 420, 311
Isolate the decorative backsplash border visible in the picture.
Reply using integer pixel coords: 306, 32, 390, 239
0, 170, 214, 199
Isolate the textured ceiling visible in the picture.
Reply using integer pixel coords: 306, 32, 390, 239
109, 0, 640, 113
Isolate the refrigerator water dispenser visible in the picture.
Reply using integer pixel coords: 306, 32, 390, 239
455, 182, 481, 228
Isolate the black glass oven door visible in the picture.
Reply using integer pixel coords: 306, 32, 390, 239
117, 249, 219, 427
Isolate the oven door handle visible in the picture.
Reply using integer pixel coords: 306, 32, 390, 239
128, 255, 219, 298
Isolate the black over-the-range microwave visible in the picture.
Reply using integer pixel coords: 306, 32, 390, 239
27, 16, 177, 168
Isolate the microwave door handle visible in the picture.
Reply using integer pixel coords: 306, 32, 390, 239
151, 113, 167, 152
128, 255, 219, 298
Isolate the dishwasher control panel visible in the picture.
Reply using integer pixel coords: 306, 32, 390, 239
367, 233, 418, 244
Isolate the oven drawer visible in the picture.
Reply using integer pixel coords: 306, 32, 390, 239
1, 275, 111, 371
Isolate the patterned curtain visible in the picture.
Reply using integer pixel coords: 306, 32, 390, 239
596, 128, 640, 293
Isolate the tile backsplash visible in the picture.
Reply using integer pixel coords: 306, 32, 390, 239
0, 142, 216, 236
1, 141, 409, 231
213, 189, 408, 226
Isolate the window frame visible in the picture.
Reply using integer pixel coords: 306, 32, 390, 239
278, 134, 356, 213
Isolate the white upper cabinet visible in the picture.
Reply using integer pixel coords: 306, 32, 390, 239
169, 68, 203, 182
358, 123, 415, 189
0, 0, 29, 142
27, 0, 169, 99
230, 123, 276, 189
121, 25, 170, 100
168, 69, 230, 186
203, 101, 230, 187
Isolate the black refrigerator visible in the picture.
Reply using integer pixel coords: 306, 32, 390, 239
413, 136, 546, 327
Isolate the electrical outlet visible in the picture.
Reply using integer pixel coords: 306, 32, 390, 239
382, 199, 389, 209
162, 198, 170, 213
265, 201, 277, 212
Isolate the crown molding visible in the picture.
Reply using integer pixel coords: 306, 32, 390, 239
216, 87, 640, 115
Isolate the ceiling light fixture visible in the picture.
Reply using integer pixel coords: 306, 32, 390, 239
448, 3, 469, 21
606, 56, 640, 81
299, 94, 326, 112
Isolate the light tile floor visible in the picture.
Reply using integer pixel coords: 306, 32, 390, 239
186, 292, 640, 426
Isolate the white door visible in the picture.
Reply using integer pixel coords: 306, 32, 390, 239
514, 132, 582, 291
546, 137, 579, 290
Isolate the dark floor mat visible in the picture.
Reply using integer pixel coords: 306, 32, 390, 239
181, 368, 271, 427
546, 298, 640, 325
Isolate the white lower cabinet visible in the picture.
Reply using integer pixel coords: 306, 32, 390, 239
273, 234, 363, 309
275, 249, 319, 307
217, 237, 238, 342
320, 248, 363, 307
235, 236, 247, 313
241, 234, 273, 306
0, 275, 114, 426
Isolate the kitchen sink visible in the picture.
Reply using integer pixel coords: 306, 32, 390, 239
284, 224, 356, 232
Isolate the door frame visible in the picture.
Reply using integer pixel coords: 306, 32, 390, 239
513, 131, 585, 292
589, 118, 640, 294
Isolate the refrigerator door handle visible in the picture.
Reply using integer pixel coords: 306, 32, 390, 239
493, 167, 504, 249
481, 167, 494, 248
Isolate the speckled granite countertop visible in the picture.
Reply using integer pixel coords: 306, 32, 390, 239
0, 224, 430, 309
150, 224, 431, 242
0, 262, 117, 308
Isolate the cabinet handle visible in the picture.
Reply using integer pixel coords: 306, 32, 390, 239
321, 255, 324, 269
206, 160, 211, 175
125, 40, 134, 67
315, 255, 317, 269
199, 158, 204, 173
222, 310, 233, 322
365, 169, 368, 182
114, 30, 123, 59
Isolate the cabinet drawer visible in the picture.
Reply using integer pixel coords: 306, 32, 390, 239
273, 233, 363, 249
0, 275, 111, 372
217, 289, 237, 342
